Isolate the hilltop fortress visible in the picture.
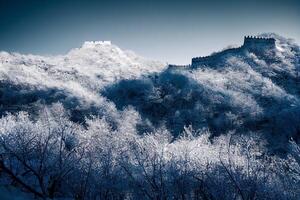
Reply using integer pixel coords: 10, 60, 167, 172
191, 36, 275, 67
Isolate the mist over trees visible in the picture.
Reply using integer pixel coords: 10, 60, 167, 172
0, 34, 300, 199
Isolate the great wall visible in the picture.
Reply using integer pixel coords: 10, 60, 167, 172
169, 36, 276, 68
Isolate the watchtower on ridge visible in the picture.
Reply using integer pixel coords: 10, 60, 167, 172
242, 36, 275, 50
191, 36, 276, 67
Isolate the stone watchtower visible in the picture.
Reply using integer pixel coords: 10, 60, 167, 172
242, 36, 276, 51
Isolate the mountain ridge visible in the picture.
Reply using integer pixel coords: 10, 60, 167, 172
0, 33, 300, 148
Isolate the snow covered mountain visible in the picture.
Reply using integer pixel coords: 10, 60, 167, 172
0, 34, 300, 147
103, 34, 300, 148
0, 34, 300, 199
0, 41, 166, 119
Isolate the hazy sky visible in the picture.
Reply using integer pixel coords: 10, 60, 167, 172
0, 0, 299, 64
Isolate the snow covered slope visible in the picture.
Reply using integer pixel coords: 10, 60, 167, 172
102, 34, 300, 147
0, 41, 165, 102
0, 41, 166, 118
1, 34, 300, 200
0, 34, 299, 149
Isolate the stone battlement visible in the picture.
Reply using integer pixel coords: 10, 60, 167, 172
82, 41, 112, 48
168, 64, 191, 68
192, 47, 240, 67
243, 36, 275, 49
191, 36, 276, 67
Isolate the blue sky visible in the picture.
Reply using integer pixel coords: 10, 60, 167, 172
0, 0, 299, 64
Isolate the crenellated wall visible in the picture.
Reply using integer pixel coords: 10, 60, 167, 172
168, 64, 191, 68
191, 36, 276, 67
191, 47, 240, 67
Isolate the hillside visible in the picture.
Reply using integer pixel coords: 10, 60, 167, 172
0, 34, 299, 199
104, 34, 300, 148
0, 41, 166, 120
